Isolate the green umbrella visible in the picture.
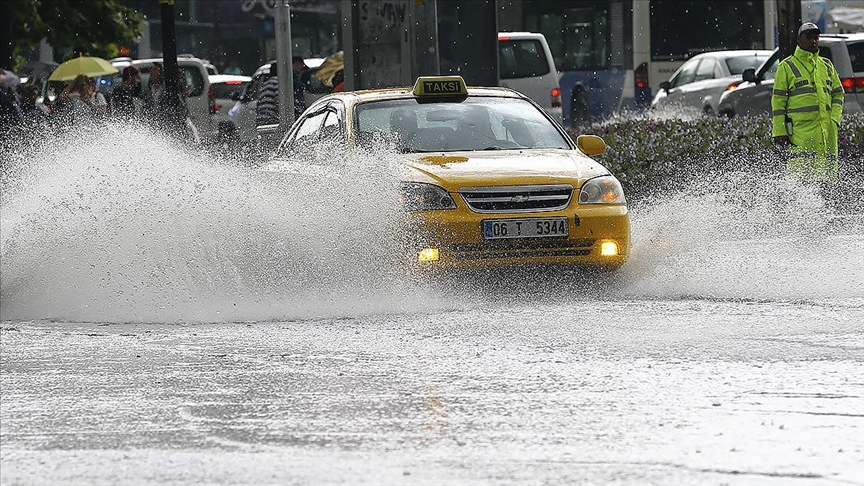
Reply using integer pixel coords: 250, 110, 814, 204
48, 56, 118, 82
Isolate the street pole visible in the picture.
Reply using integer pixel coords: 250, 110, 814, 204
0, 0, 12, 69
274, 0, 294, 130
777, 0, 802, 59
160, 0, 180, 127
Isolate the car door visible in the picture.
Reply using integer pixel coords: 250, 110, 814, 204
232, 71, 265, 144
661, 58, 699, 107
737, 55, 779, 116
680, 58, 720, 110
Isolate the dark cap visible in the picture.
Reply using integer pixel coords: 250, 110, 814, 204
798, 22, 820, 36
122, 66, 139, 81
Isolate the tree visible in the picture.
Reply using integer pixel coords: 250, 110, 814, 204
6, 0, 145, 69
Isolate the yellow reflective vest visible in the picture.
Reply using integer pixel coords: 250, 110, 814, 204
771, 46, 844, 179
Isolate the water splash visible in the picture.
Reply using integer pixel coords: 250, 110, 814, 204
0, 124, 447, 322
621, 169, 864, 301
2, 125, 861, 321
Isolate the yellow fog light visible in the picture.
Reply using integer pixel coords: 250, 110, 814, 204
599, 240, 619, 256
417, 248, 440, 262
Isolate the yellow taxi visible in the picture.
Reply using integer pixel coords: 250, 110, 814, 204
274, 76, 629, 270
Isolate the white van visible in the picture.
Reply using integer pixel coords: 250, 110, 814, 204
111, 57, 215, 142
498, 32, 562, 124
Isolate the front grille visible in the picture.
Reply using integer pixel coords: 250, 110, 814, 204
453, 249, 590, 260
449, 239, 596, 260
459, 185, 573, 213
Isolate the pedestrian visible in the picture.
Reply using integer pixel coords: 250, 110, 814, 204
331, 70, 345, 93
292, 56, 307, 118
88, 77, 108, 117
0, 86, 23, 134
111, 66, 142, 120
49, 81, 73, 125
224, 59, 242, 75
17, 84, 48, 129
256, 62, 280, 126
144, 62, 165, 119
63, 74, 106, 126
151, 70, 201, 144
771, 22, 844, 181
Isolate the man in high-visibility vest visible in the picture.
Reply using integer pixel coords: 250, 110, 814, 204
771, 22, 844, 181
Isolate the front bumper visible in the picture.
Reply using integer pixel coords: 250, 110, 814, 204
404, 204, 630, 270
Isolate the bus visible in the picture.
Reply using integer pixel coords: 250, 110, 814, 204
498, 0, 777, 123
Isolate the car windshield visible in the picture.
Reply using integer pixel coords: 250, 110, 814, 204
355, 97, 570, 153
499, 39, 551, 78
848, 41, 864, 72
725, 54, 771, 75
762, 58, 780, 80
132, 64, 205, 97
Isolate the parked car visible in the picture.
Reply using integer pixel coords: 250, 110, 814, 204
498, 32, 563, 124
111, 56, 216, 141
718, 33, 864, 118
652, 50, 773, 116
208, 74, 251, 139
180, 53, 218, 75
225, 58, 325, 148
267, 75, 630, 271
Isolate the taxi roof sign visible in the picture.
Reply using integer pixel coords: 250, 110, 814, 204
413, 76, 468, 97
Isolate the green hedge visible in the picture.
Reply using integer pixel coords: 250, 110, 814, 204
569, 113, 864, 200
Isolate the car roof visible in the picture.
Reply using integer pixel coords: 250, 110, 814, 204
689, 50, 774, 60
820, 33, 864, 42
131, 57, 205, 65
209, 74, 251, 83
497, 32, 546, 40
308, 85, 527, 110
252, 58, 330, 77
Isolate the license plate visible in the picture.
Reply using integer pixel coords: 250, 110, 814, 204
482, 217, 569, 239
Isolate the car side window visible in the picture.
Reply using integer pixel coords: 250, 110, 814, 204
762, 59, 780, 80
320, 104, 345, 142
671, 59, 698, 88
180, 66, 204, 97
694, 59, 716, 81
848, 42, 864, 72
290, 110, 328, 148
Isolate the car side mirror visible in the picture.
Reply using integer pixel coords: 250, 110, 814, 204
742, 68, 757, 83
576, 134, 606, 156
659, 81, 671, 92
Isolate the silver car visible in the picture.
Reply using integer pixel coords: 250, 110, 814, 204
652, 50, 773, 116
718, 33, 864, 118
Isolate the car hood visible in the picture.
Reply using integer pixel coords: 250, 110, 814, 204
400, 149, 611, 191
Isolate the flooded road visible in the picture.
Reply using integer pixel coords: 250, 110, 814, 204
1, 128, 863, 485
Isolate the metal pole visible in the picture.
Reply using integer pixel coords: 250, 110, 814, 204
160, 0, 180, 127
274, 0, 294, 130
777, 0, 802, 59
0, 0, 13, 69
342, 0, 358, 91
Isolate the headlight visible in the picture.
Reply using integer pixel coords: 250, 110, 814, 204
400, 182, 457, 211
578, 176, 626, 204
